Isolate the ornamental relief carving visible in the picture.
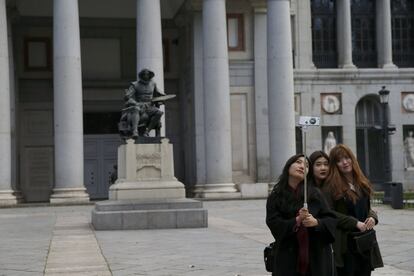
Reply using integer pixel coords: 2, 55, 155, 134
402, 93, 414, 112
321, 93, 342, 114
136, 153, 161, 171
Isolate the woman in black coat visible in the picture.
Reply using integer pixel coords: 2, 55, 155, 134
323, 144, 381, 276
266, 154, 337, 276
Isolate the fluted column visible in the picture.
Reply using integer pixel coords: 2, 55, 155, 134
136, 0, 165, 135
51, 0, 89, 203
194, 0, 239, 199
376, 0, 396, 68
337, 0, 355, 68
0, 0, 19, 205
267, 0, 296, 181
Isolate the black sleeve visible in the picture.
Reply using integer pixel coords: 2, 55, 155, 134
266, 193, 297, 241
322, 187, 358, 231
311, 190, 337, 244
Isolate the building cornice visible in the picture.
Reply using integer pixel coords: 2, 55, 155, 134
294, 68, 414, 83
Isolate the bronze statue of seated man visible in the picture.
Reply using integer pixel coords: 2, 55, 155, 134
119, 69, 174, 139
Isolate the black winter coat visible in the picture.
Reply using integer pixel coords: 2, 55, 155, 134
266, 185, 337, 276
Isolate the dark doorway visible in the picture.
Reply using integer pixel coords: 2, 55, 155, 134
83, 112, 122, 199
355, 96, 386, 185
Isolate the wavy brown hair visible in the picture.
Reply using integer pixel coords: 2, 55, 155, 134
325, 144, 373, 203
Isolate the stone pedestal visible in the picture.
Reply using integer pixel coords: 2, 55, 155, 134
92, 138, 207, 230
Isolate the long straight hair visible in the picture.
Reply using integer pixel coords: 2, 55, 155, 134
325, 144, 373, 202
270, 154, 314, 215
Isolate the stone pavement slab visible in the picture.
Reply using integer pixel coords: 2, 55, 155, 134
0, 200, 413, 275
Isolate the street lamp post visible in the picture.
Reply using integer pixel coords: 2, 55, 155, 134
378, 86, 391, 182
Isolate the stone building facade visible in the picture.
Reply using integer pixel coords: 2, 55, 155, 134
0, 0, 413, 204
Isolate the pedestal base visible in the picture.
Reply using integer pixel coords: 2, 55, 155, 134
94, 139, 207, 230
91, 198, 208, 230
50, 187, 90, 204
109, 180, 185, 200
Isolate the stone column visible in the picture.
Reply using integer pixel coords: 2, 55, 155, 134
136, 0, 165, 136
252, 3, 270, 184
51, 0, 89, 203
0, 0, 19, 205
8, 6, 22, 202
337, 0, 355, 68
192, 10, 207, 186
295, 0, 315, 69
267, 0, 296, 180
376, 0, 396, 68
194, 0, 239, 198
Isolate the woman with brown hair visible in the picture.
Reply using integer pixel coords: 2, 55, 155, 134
324, 144, 380, 276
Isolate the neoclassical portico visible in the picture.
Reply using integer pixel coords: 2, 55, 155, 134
1, 0, 409, 205
50, 0, 168, 203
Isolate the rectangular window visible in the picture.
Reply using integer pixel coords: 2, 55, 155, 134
351, 0, 377, 68
227, 14, 244, 51
24, 37, 52, 71
392, 0, 414, 67
80, 38, 121, 80
311, 0, 338, 68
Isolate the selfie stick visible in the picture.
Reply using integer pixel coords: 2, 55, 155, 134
298, 116, 320, 209
302, 125, 309, 209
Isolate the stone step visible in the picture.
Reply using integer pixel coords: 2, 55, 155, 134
94, 198, 202, 211
92, 198, 208, 230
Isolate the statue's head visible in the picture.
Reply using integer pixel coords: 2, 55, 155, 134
138, 69, 155, 81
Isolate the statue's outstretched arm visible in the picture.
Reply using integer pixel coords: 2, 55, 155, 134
153, 84, 166, 97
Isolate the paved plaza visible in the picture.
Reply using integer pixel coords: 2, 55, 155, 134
0, 200, 413, 275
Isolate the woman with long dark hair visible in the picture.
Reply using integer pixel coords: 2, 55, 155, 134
266, 154, 337, 276
324, 144, 380, 276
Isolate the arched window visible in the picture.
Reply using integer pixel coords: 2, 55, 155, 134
392, 0, 414, 67
311, 0, 337, 68
355, 96, 382, 128
351, 0, 377, 68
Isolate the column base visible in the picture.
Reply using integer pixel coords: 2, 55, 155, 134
0, 190, 23, 206
238, 183, 269, 198
339, 63, 356, 69
381, 63, 397, 69
193, 183, 241, 199
50, 187, 90, 204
